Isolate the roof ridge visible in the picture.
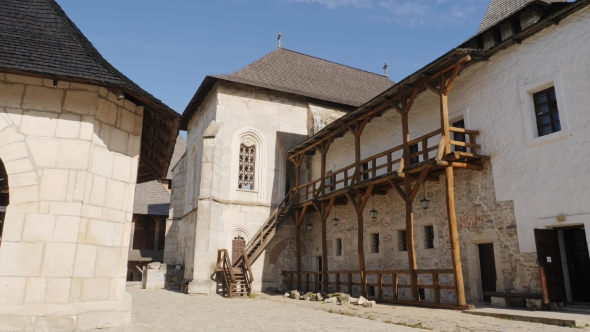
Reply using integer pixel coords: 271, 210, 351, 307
279, 48, 392, 80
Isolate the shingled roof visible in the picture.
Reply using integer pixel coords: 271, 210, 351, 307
0, 0, 180, 183
133, 136, 186, 216
180, 48, 394, 130
479, 0, 567, 32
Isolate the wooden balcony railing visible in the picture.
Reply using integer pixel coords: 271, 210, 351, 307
292, 127, 481, 203
283, 269, 461, 309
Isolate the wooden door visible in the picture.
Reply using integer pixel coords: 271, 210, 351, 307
232, 236, 245, 265
563, 229, 590, 302
534, 229, 565, 303
478, 243, 497, 302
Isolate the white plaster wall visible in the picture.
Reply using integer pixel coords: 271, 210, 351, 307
0, 74, 142, 330
309, 6, 590, 254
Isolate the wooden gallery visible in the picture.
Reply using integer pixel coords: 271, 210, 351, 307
203, 0, 590, 310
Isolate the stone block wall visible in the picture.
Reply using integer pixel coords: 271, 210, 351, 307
274, 162, 540, 302
0, 73, 142, 330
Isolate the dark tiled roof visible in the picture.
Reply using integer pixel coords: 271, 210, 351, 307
0, 0, 180, 183
180, 48, 394, 130
0, 0, 176, 116
277, 132, 308, 151
479, 0, 567, 32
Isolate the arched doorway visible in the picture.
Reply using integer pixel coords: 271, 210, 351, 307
232, 235, 246, 265
0, 158, 8, 245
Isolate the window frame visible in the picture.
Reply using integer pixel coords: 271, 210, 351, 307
238, 143, 256, 190
335, 238, 342, 256
532, 87, 561, 137
424, 225, 435, 249
398, 230, 408, 252
370, 233, 380, 254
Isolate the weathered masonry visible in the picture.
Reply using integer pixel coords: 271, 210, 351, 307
209, 0, 590, 311
0, 0, 179, 330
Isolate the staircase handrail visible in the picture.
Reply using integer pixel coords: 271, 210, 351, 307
242, 249, 254, 285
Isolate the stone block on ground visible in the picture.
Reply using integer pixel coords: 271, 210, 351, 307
337, 294, 350, 305
302, 292, 314, 301
350, 297, 359, 305
364, 301, 376, 308
316, 293, 324, 301
284, 292, 290, 298
358, 296, 367, 305
324, 297, 337, 304
290, 290, 300, 300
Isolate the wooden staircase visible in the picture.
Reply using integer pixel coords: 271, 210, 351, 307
216, 194, 292, 298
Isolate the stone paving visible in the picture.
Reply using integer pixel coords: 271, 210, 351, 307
92, 288, 590, 332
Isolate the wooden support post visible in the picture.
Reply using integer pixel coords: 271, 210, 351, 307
439, 74, 467, 307
433, 273, 441, 303
401, 111, 419, 302
393, 273, 399, 299
295, 210, 301, 290
321, 204, 329, 292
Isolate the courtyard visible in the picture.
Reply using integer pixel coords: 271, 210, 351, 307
91, 288, 590, 331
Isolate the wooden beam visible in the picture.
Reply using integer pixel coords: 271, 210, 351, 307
345, 192, 358, 210
358, 184, 375, 213
443, 64, 461, 95
403, 87, 419, 114
356, 191, 367, 297
408, 168, 430, 203
295, 211, 302, 290
388, 179, 407, 202
321, 202, 329, 291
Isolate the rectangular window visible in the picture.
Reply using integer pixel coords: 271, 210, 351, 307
238, 144, 256, 190
533, 87, 560, 137
452, 119, 467, 152
335, 238, 342, 256
424, 225, 435, 249
371, 233, 380, 253
398, 230, 407, 251
368, 286, 376, 297
419, 288, 425, 301
361, 162, 369, 181
409, 144, 419, 165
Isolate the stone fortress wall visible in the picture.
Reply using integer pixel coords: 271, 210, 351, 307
0, 73, 142, 330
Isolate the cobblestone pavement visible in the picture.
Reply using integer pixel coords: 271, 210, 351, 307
94, 289, 590, 332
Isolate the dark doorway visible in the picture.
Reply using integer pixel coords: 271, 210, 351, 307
317, 256, 323, 291
562, 228, 590, 303
0, 158, 8, 245
478, 243, 497, 302
534, 229, 566, 302
232, 236, 246, 265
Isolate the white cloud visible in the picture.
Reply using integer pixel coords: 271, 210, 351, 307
285, 0, 488, 28
285, 0, 374, 9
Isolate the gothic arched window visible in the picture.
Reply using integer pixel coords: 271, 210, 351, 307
238, 143, 256, 190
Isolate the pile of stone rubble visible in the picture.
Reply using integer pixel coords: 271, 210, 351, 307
283, 291, 376, 307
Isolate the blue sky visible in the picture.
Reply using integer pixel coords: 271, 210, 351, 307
56, 0, 490, 119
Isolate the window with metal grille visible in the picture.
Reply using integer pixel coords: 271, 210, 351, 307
368, 286, 376, 297
409, 144, 419, 165
371, 233, 380, 253
335, 238, 342, 256
424, 225, 435, 249
398, 230, 407, 251
533, 87, 560, 137
452, 119, 466, 152
238, 144, 255, 190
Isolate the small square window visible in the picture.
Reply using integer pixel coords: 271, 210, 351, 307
371, 233, 380, 253
398, 230, 407, 252
533, 87, 560, 137
409, 144, 419, 165
335, 238, 342, 256
424, 225, 435, 249
368, 285, 376, 297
